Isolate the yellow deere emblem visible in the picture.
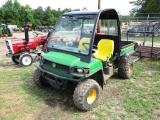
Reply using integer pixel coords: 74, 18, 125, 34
52, 63, 56, 68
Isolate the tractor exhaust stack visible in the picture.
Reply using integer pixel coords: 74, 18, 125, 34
24, 25, 29, 44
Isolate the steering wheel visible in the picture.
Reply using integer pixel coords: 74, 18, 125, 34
82, 42, 98, 52
33, 32, 42, 37
82, 42, 90, 50
59, 37, 68, 46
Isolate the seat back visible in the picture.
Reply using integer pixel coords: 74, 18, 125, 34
93, 39, 114, 61
78, 37, 91, 50
97, 39, 114, 56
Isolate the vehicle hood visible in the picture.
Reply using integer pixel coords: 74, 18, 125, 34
41, 51, 102, 68
41, 51, 89, 67
41, 51, 103, 74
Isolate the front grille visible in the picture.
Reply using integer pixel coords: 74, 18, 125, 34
9, 50, 12, 53
43, 59, 70, 73
5, 41, 12, 53
5, 41, 10, 50
7, 46, 11, 49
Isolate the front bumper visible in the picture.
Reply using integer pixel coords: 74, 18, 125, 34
6, 52, 21, 57
6, 53, 12, 57
35, 64, 85, 83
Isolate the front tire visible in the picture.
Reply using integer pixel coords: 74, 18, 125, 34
33, 69, 49, 88
11, 55, 20, 64
19, 53, 33, 67
73, 79, 100, 111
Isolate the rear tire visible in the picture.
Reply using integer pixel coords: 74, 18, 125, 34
73, 79, 100, 111
33, 69, 49, 88
118, 58, 134, 79
19, 53, 33, 67
11, 55, 20, 64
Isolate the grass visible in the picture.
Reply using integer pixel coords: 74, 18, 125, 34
119, 59, 160, 120
0, 58, 160, 120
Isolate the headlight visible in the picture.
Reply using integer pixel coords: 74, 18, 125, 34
73, 67, 89, 74
77, 68, 83, 73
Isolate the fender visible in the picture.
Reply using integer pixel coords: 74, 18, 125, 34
89, 69, 104, 89
123, 50, 135, 57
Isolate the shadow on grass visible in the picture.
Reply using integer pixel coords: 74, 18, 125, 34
109, 72, 130, 80
44, 90, 78, 111
21, 79, 81, 113
20, 70, 132, 118
0, 61, 22, 68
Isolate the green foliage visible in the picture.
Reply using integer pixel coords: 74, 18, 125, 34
0, 0, 71, 27
119, 15, 134, 23
130, 0, 160, 16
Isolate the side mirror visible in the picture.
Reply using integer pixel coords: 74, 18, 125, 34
41, 31, 51, 42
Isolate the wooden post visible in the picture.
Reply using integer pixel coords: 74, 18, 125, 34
97, 0, 101, 33
98, 0, 101, 9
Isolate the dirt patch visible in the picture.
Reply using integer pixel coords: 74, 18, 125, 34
0, 91, 25, 118
153, 109, 160, 119
0, 39, 8, 58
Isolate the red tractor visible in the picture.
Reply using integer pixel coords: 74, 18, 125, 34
5, 25, 57, 66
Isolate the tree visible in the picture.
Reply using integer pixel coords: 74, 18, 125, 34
24, 5, 34, 24
0, 0, 33, 26
0, 7, 5, 22
11, 0, 21, 25
130, 0, 160, 16
0, 0, 79, 27
2, 0, 14, 24
42, 6, 55, 25
129, 0, 144, 15
33, 6, 44, 26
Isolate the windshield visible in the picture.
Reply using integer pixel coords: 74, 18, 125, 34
47, 15, 96, 55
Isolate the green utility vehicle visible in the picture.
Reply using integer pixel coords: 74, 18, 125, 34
33, 9, 138, 111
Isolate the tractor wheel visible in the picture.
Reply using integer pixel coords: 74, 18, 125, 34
19, 53, 33, 67
11, 55, 20, 64
73, 79, 101, 111
33, 68, 49, 88
118, 58, 134, 79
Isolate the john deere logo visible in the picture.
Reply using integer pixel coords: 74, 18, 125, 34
52, 63, 56, 68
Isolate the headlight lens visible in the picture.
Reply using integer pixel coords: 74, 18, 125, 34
77, 68, 83, 73
73, 67, 89, 74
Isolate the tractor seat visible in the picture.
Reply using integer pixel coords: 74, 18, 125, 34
78, 37, 91, 50
93, 39, 114, 61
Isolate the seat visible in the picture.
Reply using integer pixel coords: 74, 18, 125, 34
78, 37, 91, 50
93, 39, 114, 61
